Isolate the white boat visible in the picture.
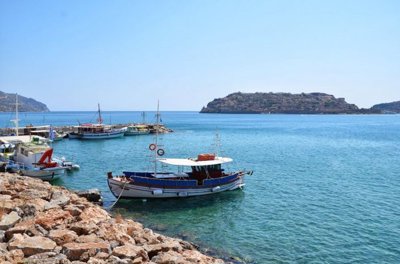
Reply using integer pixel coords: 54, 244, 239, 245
70, 124, 125, 139
68, 104, 125, 139
124, 124, 150, 136
107, 102, 252, 199
53, 156, 80, 171
3, 136, 65, 181
20, 166, 64, 181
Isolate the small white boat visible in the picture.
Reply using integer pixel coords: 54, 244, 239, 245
53, 156, 80, 171
9, 136, 65, 181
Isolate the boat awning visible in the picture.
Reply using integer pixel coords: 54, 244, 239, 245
158, 157, 233, 166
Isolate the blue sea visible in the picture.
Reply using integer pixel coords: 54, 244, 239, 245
1, 111, 400, 263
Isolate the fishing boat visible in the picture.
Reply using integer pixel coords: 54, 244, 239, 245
124, 124, 150, 136
68, 104, 126, 139
1, 135, 65, 181
107, 103, 252, 199
107, 154, 250, 199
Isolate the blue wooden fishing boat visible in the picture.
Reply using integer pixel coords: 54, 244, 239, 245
107, 154, 250, 198
107, 102, 252, 199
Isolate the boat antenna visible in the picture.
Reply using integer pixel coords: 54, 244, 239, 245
97, 103, 103, 124
213, 129, 221, 156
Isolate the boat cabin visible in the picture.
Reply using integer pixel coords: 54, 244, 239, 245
155, 154, 232, 183
76, 124, 107, 134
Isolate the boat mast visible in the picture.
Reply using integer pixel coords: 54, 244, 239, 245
154, 101, 159, 175
97, 103, 103, 124
141, 111, 146, 124
11, 93, 20, 136
16, 93, 19, 136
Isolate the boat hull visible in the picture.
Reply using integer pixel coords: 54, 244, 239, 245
69, 131, 125, 139
80, 131, 125, 139
124, 131, 150, 136
67, 133, 81, 139
21, 167, 65, 181
108, 175, 244, 199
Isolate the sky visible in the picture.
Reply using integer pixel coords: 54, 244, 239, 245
0, 0, 399, 111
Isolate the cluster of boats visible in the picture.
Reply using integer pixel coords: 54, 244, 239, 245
52, 105, 161, 140
0, 135, 79, 181
1, 98, 252, 199
67, 123, 152, 140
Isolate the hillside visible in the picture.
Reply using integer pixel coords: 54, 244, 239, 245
0, 91, 49, 112
200, 92, 378, 114
371, 101, 400, 113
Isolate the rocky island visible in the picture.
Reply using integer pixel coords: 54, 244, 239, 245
371, 101, 400, 113
200, 92, 381, 114
0, 173, 224, 263
0, 91, 49, 112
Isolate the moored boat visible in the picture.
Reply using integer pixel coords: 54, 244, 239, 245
124, 124, 150, 136
68, 104, 125, 139
107, 153, 249, 199
107, 102, 252, 199
1, 135, 65, 181
70, 124, 125, 139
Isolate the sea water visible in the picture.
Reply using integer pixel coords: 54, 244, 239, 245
1, 112, 399, 263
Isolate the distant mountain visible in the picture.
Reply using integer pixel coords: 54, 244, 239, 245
200, 92, 380, 114
371, 101, 400, 113
0, 91, 50, 112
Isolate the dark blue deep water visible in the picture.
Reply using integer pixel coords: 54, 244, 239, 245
1, 111, 400, 263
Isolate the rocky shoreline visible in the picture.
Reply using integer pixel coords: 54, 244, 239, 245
0, 172, 224, 263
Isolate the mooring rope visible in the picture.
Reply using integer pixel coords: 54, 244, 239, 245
107, 178, 129, 210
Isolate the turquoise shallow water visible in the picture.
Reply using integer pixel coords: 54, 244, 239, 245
1, 112, 400, 263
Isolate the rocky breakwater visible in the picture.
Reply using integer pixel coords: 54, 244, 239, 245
0, 172, 224, 264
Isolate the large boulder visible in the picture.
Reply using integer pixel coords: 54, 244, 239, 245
49, 191, 71, 208
62, 242, 110, 261
75, 234, 105, 243
19, 189, 51, 200
150, 250, 187, 264
8, 234, 57, 257
182, 250, 225, 264
76, 189, 102, 205
5, 219, 37, 240
112, 244, 148, 260
68, 221, 99, 236
0, 249, 25, 263
35, 208, 73, 230
0, 211, 21, 230
48, 229, 78, 246
78, 206, 110, 224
